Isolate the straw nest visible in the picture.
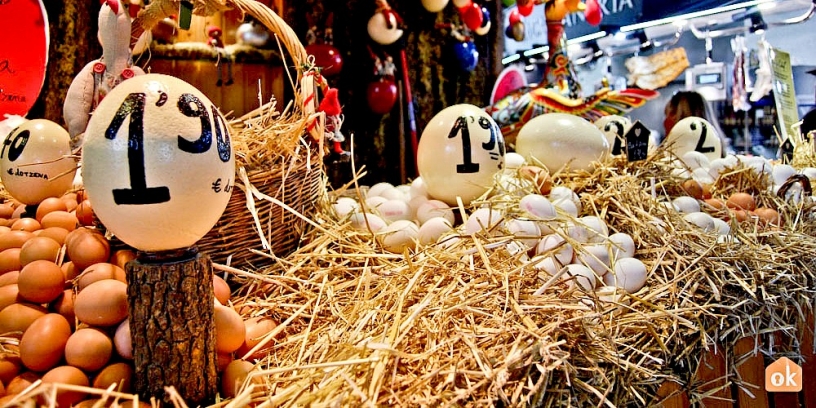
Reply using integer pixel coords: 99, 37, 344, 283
201, 145, 816, 407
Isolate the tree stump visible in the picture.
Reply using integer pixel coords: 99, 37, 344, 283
127, 246, 218, 405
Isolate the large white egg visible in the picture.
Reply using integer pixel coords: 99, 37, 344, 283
594, 115, 631, 156
418, 216, 454, 246
464, 207, 504, 235
378, 220, 419, 253
417, 104, 506, 205
536, 234, 573, 264
607, 232, 635, 260
604, 258, 648, 294
665, 117, 722, 164
82, 74, 235, 251
0, 119, 77, 205
516, 113, 609, 173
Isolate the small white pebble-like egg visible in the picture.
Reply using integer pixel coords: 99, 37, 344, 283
377, 199, 412, 223
534, 256, 563, 276
536, 234, 573, 264
670, 167, 691, 179
506, 218, 541, 249
681, 151, 711, 170
367, 182, 396, 198
350, 212, 388, 232
519, 194, 557, 220
579, 216, 608, 243
562, 222, 588, 243
683, 211, 716, 232
691, 168, 715, 185
604, 258, 648, 294
564, 264, 597, 291
378, 220, 419, 253
707, 158, 730, 179
332, 197, 359, 217
803, 167, 816, 182
464, 208, 504, 235
660, 201, 676, 211
537, 220, 555, 235
417, 200, 455, 225
408, 195, 429, 216
672, 196, 700, 213
748, 157, 772, 176
772, 164, 797, 187
722, 154, 739, 167
365, 196, 389, 211
552, 198, 579, 217
504, 152, 526, 169
395, 184, 412, 196
418, 216, 454, 246
549, 186, 581, 213
608, 232, 635, 260
712, 217, 730, 236
409, 177, 428, 198
576, 243, 611, 275
380, 187, 407, 201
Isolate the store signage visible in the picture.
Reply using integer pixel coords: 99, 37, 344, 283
0, 0, 49, 118
769, 47, 799, 141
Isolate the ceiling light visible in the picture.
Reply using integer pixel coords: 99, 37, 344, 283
620, 0, 775, 32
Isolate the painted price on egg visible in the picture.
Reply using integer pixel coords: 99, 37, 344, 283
447, 115, 505, 174
103, 91, 231, 205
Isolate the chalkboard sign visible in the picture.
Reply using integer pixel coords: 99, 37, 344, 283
624, 120, 650, 162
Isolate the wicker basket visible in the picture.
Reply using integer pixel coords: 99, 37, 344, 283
134, 0, 327, 269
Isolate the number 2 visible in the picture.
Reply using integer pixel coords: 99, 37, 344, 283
691, 121, 716, 153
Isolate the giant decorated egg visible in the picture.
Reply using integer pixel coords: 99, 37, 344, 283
417, 104, 505, 205
82, 74, 235, 252
594, 115, 631, 156
516, 113, 609, 172
0, 119, 77, 205
665, 116, 722, 165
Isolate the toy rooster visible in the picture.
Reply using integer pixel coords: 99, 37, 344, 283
63, 0, 145, 153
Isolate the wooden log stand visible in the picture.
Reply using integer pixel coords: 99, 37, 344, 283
127, 246, 218, 405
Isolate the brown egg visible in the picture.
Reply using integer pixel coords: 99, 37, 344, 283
0, 226, 9, 235
74, 279, 128, 327
0, 230, 34, 251
0, 248, 22, 275
75, 200, 95, 227
236, 316, 278, 360
109, 249, 137, 270
92, 362, 133, 393
214, 304, 246, 354
0, 348, 22, 385
61, 193, 79, 212
10, 218, 41, 232
51, 289, 76, 327
18, 260, 65, 304
114, 319, 132, 360
41, 365, 89, 407
40, 211, 78, 232
10, 204, 27, 220
726, 192, 756, 211
731, 209, 751, 223
681, 179, 704, 200
0, 271, 18, 286
221, 360, 262, 399
36, 227, 69, 246
61, 261, 80, 283
216, 352, 233, 373
6, 371, 40, 395
35, 197, 68, 222
755, 207, 782, 226
19, 313, 72, 372
75, 399, 151, 408
0, 284, 21, 312
518, 165, 553, 195
77, 263, 127, 291
213, 275, 230, 305
19, 236, 61, 267
0, 203, 14, 219
66, 228, 110, 271
701, 183, 713, 199
65, 328, 113, 372
0, 302, 48, 336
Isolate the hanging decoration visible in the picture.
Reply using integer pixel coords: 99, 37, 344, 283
368, 0, 404, 45
305, 13, 343, 78
366, 49, 398, 115
206, 25, 234, 86
421, 0, 449, 13
488, 0, 658, 143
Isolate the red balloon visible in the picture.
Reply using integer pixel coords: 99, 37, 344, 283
0, 0, 48, 117
367, 78, 398, 115
461, 3, 484, 31
306, 44, 344, 77
517, 1, 534, 17
585, 0, 602, 26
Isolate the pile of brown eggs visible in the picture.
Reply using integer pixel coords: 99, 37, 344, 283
0, 192, 274, 406
677, 179, 783, 229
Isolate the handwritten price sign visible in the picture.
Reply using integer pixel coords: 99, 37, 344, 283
82, 74, 235, 252
0, 0, 48, 117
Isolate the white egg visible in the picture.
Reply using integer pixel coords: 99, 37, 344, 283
604, 258, 648, 294
519, 194, 557, 220
576, 243, 611, 275
332, 197, 359, 217
745, 156, 771, 176
410, 177, 428, 198
772, 164, 797, 187
579, 216, 608, 243
549, 186, 581, 211
562, 222, 589, 243
681, 151, 711, 170
564, 264, 597, 291
506, 218, 541, 249
533, 256, 563, 276
379, 187, 406, 201
504, 152, 526, 169
683, 211, 716, 232
350, 212, 387, 232
691, 168, 715, 185
712, 217, 730, 235
536, 234, 573, 264
708, 158, 732, 179
464, 207, 504, 235
417, 200, 455, 225
552, 198, 579, 217
497, 172, 533, 194
672, 196, 700, 213
367, 182, 396, 198
396, 184, 412, 195
408, 195, 429, 215
377, 199, 412, 223
607, 232, 635, 260
802, 167, 816, 182
418, 217, 454, 246
365, 196, 389, 210
378, 220, 419, 253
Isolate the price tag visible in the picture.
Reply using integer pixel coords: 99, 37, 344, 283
624, 120, 650, 162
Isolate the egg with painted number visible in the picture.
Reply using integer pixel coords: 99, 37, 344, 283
516, 113, 609, 173
417, 104, 506, 206
665, 117, 722, 165
594, 115, 631, 156
82, 74, 235, 251
0, 119, 77, 205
